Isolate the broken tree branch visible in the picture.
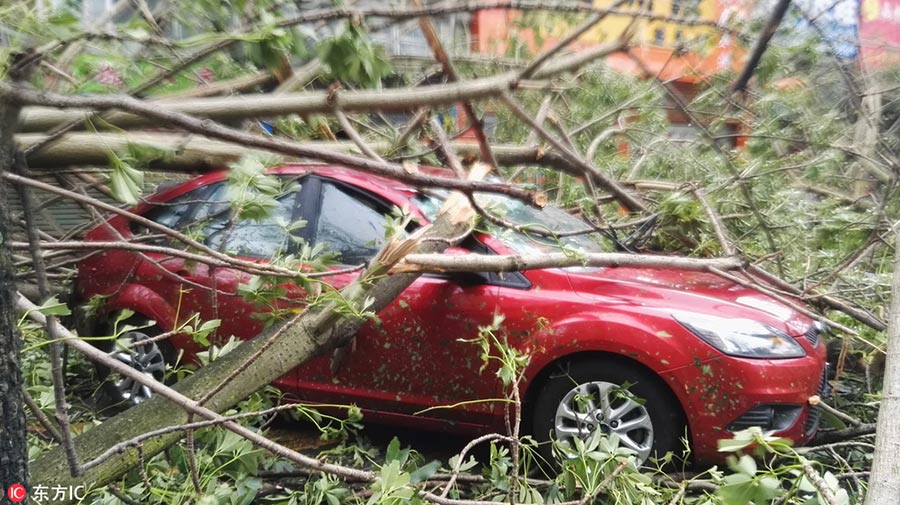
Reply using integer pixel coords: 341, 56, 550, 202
4, 84, 543, 205
729, 0, 792, 93
415, 0, 498, 168
15, 132, 572, 175
498, 89, 647, 212
16, 39, 624, 133
394, 251, 743, 273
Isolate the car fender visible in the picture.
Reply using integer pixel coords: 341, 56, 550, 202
520, 310, 702, 395
102, 283, 178, 333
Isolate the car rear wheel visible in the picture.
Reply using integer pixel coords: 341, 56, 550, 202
97, 316, 171, 406
530, 358, 685, 467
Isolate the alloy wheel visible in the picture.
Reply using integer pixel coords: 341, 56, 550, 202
554, 380, 654, 464
107, 330, 166, 404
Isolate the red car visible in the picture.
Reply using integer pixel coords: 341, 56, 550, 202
75, 164, 829, 465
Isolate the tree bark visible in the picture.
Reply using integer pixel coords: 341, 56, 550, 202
396, 251, 743, 273
865, 231, 900, 504
15, 38, 624, 133
16, 132, 571, 173
0, 86, 27, 496
27, 165, 488, 499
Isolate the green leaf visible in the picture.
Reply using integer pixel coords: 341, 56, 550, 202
107, 151, 145, 204
48, 11, 79, 26
718, 427, 761, 453
733, 454, 757, 476
316, 22, 392, 87
409, 460, 440, 484
34, 296, 71, 317
717, 474, 755, 505
385, 436, 408, 465
447, 454, 478, 474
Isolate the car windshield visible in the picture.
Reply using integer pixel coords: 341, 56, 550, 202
413, 191, 609, 255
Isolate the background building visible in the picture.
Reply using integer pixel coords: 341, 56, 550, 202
860, 0, 900, 67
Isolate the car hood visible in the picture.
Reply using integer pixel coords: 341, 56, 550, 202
565, 266, 814, 336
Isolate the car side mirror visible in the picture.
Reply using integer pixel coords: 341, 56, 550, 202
428, 247, 491, 285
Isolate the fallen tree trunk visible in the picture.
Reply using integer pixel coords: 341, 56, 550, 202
16, 39, 624, 133
26, 165, 487, 497
4, 84, 549, 206
16, 132, 572, 174
15, 131, 632, 212
864, 230, 900, 504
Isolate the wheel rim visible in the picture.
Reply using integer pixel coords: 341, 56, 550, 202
553, 381, 654, 464
108, 330, 166, 404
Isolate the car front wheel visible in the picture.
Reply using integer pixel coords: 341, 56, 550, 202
530, 358, 685, 467
97, 317, 170, 406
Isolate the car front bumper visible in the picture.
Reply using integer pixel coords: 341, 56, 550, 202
660, 344, 829, 463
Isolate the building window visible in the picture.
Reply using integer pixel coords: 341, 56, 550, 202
653, 28, 665, 45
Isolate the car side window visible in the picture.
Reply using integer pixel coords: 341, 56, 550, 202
136, 183, 228, 239
142, 183, 223, 230
203, 192, 299, 259
314, 182, 389, 265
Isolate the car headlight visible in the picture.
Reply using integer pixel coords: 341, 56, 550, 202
672, 312, 806, 359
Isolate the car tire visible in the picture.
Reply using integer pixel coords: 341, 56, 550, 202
96, 314, 172, 407
529, 358, 685, 468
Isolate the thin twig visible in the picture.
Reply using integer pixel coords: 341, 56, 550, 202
693, 187, 735, 256
801, 459, 840, 505
440, 434, 513, 498
429, 117, 466, 178
415, 2, 498, 168
335, 108, 386, 163
498, 89, 646, 212
729, 0, 792, 93
21, 386, 64, 444
517, 1, 627, 81
817, 401, 862, 427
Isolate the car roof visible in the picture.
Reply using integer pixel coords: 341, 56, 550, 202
159, 163, 455, 201
142, 163, 456, 208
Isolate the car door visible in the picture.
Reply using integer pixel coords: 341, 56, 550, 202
290, 177, 504, 427
131, 177, 314, 393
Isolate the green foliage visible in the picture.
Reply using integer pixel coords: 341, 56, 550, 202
291, 403, 363, 443
461, 312, 530, 386
646, 193, 722, 255
316, 22, 392, 88
195, 336, 243, 366
107, 151, 146, 204
30, 295, 72, 318
226, 155, 295, 220
714, 428, 850, 505
243, 12, 311, 72
106, 143, 177, 204
555, 431, 660, 504
297, 475, 350, 505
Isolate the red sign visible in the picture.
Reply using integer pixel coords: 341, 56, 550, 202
861, 0, 900, 66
